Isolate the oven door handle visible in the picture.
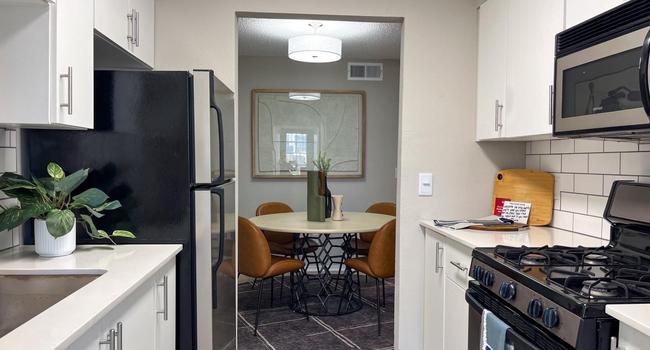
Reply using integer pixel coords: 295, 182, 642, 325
639, 28, 650, 117
465, 289, 485, 314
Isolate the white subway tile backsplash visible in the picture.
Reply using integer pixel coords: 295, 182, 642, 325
561, 192, 588, 214
640, 176, 650, 183
588, 153, 620, 174
540, 155, 561, 172
603, 175, 637, 194
550, 139, 575, 154
640, 143, 650, 151
0, 130, 11, 148
525, 155, 540, 170
573, 214, 603, 238
621, 152, 650, 175
575, 174, 603, 195
574, 139, 604, 153
552, 210, 573, 231
602, 220, 612, 240
0, 128, 19, 252
553, 173, 574, 196
562, 154, 588, 173
573, 232, 604, 246
587, 195, 607, 217
526, 142, 532, 155
603, 141, 639, 152
530, 140, 551, 154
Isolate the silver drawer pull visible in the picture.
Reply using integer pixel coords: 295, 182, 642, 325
435, 242, 443, 273
59, 66, 72, 115
157, 275, 169, 320
450, 261, 468, 272
116, 322, 123, 350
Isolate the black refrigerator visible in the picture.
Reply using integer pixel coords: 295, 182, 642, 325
23, 70, 236, 350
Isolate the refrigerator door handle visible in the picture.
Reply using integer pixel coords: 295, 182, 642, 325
211, 187, 226, 309
210, 105, 225, 185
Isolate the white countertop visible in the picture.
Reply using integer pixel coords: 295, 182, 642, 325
606, 304, 650, 338
0, 244, 182, 350
419, 219, 595, 249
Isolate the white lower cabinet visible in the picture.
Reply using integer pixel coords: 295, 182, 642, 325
616, 323, 650, 350
424, 228, 472, 350
443, 277, 469, 350
68, 259, 176, 350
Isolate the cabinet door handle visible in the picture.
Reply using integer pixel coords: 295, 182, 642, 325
115, 322, 123, 350
548, 85, 555, 125
99, 328, 116, 349
59, 66, 72, 115
127, 10, 134, 44
450, 261, 468, 272
435, 242, 443, 273
494, 99, 503, 131
134, 10, 140, 47
157, 275, 169, 320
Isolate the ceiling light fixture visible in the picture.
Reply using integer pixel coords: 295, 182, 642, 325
288, 23, 342, 63
289, 92, 321, 101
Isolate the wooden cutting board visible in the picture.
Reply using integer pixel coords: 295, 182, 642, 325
492, 169, 554, 226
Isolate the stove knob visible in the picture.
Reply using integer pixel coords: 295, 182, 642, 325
482, 271, 494, 287
527, 299, 543, 318
472, 266, 484, 280
499, 282, 516, 300
542, 307, 559, 328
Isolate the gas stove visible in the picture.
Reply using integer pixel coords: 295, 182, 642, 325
467, 181, 650, 350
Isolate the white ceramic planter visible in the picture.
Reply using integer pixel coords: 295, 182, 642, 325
34, 219, 76, 257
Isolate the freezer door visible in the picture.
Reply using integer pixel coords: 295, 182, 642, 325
195, 181, 236, 350
192, 70, 235, 186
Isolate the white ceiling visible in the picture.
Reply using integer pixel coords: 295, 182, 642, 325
238, 18, 402, 60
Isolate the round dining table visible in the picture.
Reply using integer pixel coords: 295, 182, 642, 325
249, 211, 394, 316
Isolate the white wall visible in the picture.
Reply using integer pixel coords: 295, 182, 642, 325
155, 1, 525, 348
238, 56, 399, 217
526, 139, 650, 244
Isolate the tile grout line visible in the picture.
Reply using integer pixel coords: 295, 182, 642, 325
312, 316, 361, 349
238, 313, 277, 350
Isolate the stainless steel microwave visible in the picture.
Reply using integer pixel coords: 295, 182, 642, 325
554, 0, 650, 139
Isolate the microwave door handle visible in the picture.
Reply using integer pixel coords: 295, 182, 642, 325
639, 28, 650, 117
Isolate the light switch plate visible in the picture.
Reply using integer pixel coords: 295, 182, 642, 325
418, 173, 433, 196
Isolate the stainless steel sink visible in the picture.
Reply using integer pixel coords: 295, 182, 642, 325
0, 273, 102, 337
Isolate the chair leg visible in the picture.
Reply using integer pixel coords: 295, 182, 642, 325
280, 273, 285, 299
254, 278, 264, 336
251, 278, 257, 289
382, 278, 386, 307
376, 278, 382, 336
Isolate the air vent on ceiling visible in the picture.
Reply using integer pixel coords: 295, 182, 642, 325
348, 62, 383, 81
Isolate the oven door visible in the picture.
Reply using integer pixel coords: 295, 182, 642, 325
466, 281, 571, 350
554, 26, 650, 135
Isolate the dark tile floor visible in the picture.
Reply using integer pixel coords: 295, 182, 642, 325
238, 275, 394, 350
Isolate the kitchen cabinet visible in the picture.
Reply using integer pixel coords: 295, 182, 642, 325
616, 323, 649, 350
423, 228, 472, 350
68, 259, 176, 350
94, 0, 155, 68
423, 231, 445, 349
565, 0, 628, 28
476, 0, 564, 140
0, 0, 93, 129
443, 277, 469, 350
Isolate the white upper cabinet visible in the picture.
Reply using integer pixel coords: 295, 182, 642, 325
476, 0, 508, 140
565, 0, 628, 28
94, 0, 155, 68
504, 0, 563, 139
0, 0, 93, 129
476, 0, 563, 141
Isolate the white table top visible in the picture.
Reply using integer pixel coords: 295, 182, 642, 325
249, 211, 394, 234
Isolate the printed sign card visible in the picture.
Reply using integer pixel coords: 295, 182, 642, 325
500, 201, 531, 224
493, 197, 511, 215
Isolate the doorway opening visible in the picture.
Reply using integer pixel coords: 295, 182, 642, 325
236, 15, 402, 350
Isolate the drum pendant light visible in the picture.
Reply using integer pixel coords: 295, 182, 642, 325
288, 23, 342, 63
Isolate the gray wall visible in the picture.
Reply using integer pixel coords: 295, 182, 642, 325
238, 56, 400, 217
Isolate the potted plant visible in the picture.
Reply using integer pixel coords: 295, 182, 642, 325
0, 162, 135, 257
313, 152, 333, 218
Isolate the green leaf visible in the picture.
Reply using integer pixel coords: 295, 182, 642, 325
73, 188, 109, 207
111, 230, 136, 239
0, 206, 38, 231
95, 200, 121, 212
45, 209, 75, 237
47, 163, 65, 180
83, 205, 105, 218
56, 169, 88, 195
80, 214, 101, 238
0, 173, 36, 192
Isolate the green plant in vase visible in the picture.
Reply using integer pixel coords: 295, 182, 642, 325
312, 152, 333, 218
0, 162, 135, 257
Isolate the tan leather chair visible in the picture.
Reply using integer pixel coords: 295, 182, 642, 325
343, 219, 396, 335
238, 216, 305, 335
